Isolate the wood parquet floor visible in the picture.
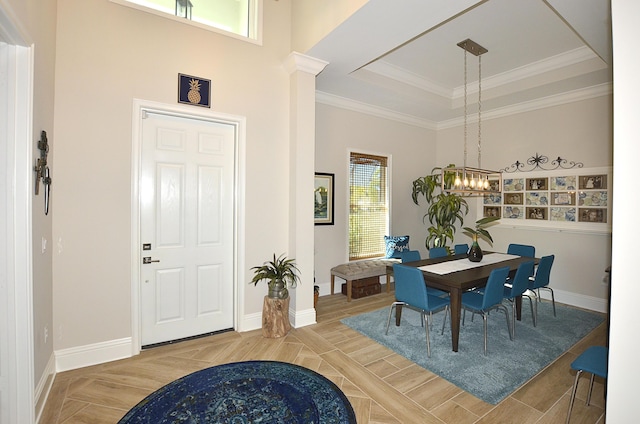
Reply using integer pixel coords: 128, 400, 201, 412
40, 291, 607, 423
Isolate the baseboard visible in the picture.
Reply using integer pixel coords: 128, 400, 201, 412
291, 307, 317, 328
35, 353, 56, 423
238, 311, 262, 332
55, 337, 133, 372
539, 289, 608, 313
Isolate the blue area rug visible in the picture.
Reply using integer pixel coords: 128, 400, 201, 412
118, 361, 356, 423
341, 301, 604, 404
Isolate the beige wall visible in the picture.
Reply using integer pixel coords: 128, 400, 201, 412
316, 95, 612, 310
314, 103, 438, 290
5, 0, 58, 391
52, 0, 293, 351
441, 95, 613, 307
291, 0, 368, 53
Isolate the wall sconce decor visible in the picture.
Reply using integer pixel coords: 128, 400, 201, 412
34, 130, 52, 215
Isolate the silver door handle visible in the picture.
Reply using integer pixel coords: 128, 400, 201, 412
143, 257, 160, 264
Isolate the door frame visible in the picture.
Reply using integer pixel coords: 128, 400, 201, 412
130, 99, 246, 355
0, 21, 36, 424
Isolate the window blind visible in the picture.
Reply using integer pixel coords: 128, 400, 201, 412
349, 152, 389, 260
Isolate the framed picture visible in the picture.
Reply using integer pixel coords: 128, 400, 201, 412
314, 173, 334, 225
551, 192, 576, 206
504, 193, 523, 205
484, 206, 501, 218
526, 177, 548, 190
579, 208, 607, 223
178, 73, 211, 108
579, 175, 607, 190
526, 207, 548, 220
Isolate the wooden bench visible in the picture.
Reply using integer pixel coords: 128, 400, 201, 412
330, 258, 398, 302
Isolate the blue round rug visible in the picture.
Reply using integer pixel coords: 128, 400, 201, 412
118, 360, 356, 423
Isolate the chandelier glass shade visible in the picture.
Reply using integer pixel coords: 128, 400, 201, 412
443, 39, 501, 196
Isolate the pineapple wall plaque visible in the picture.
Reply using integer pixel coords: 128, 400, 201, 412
178, 73, 211, 108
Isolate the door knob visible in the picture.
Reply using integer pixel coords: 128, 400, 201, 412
143, 257, 160, 264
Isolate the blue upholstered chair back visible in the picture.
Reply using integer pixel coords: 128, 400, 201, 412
507, 261, 535, 298
400, 250, 421, 263
392, 264, 429, 309
454, 244, 469, 255
507, 243, 535, 257
429, 247, 448, 259
530, 255, 554, 289
481, 266, 511, 309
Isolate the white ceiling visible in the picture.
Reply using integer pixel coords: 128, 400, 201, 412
307, 0, 612, 129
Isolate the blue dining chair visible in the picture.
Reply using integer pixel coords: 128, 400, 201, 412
399, 249, 421, 263
566, 346, 608, 424
461, 266, 512, 355
524, 254, 556, 324
502, 260, 535, 339
429, 247, 448, 259
386, 264, 450, 357
399, 250, 447, 298
454, 244, 469, 255
507, 243, 535, 257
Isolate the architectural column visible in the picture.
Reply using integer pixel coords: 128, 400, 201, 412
283, 52, 328, 327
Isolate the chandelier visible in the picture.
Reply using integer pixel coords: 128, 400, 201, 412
443, 39, 501, 195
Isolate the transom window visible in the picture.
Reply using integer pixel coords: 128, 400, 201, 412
349, 152, 390, 260
116, 0, 260, 41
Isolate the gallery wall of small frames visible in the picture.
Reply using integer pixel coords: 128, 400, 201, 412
481, 165, 611, 233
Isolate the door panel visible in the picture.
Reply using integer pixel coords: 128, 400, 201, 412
140, 111, 235, 346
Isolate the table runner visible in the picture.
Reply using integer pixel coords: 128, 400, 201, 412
418, 253, 520, 275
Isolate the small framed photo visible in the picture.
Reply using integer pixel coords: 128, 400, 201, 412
504, 193, 523, 205
551, 192, 576, 206
503, 178, 524, 191
579, 208, 607, 223
314, 173, 334, 225
504, 206, 523, 219
484, 206, 501, 218
579, 175, 607, 190
178, 73, 211, 108
526, 207, 547, 220
526, 177, 548, 190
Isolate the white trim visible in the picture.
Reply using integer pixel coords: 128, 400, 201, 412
34, 354, 55, 424
109, 0, 263, 46
316, 83, 612, 131
538, 289, 608, 314
291, 307, 317, 328
55, 338, 133, 373
130, 99, 247, 352
0, 23, 35, 423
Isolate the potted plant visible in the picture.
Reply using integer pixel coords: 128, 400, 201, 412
462, 216, 500, 262
250, 253, 301, 299
412, 165, 469, 252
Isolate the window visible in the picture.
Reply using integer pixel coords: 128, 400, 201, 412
349, 152, 389, 260
116, 0, 260, 41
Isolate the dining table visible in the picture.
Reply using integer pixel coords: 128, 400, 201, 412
386, 252, 539, 352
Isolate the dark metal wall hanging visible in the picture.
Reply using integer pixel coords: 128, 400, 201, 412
499, 153, 584, 173
34, 130, 52, 215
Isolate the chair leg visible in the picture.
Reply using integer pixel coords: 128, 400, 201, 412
423, 311, 431, 357
441, 306, 449, 335
586, 373, 595, 406
566, 370, 583, 424
482, 313, 488, 355
385, 304, 398, 335
541, 287, 556, 317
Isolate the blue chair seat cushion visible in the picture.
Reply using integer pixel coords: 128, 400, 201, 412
571, 346, 608, 378
461, 291, 485, 311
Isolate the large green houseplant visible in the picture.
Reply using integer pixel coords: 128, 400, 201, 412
412, 165, 469, 252
250, 254, 300, 299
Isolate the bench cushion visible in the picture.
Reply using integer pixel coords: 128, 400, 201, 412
331, 259, 398, 281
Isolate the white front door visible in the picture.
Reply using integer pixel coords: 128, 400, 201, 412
140, 111, 235, 346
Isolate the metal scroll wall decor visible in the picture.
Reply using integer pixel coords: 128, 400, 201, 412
34, 130, 52, 215
499, 153, 583, 173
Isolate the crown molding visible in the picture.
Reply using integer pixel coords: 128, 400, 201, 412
315, 91, 438, 130
316, 82, 611, 131
283, 52, 328, 76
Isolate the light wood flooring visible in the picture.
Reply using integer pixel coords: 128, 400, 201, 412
41, 291, 607, 423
